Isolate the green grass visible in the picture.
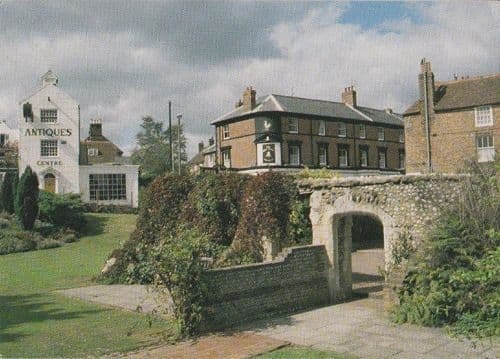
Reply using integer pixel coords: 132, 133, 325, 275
256, 347, 356, 359
0, 213, 176, 358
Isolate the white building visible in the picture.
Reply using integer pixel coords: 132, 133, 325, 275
18, 71, 139, 207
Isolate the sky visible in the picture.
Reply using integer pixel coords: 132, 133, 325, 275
0, 1, 499, 157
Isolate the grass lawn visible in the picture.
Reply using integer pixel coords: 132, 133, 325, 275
257, 346, 356, 359
0, 213, 176, 358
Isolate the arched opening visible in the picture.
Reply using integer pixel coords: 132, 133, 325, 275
44, 173, 56, 193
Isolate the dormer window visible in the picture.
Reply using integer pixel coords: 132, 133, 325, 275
475, 106, 493, 127
41, 109, 57, 123
88, 148, 99, 157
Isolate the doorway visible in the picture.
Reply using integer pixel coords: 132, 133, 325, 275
44, 173, 56, 193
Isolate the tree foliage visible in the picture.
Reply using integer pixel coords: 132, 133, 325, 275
1, 170, 17, 214
131, 116, 187, 185
15, 166, 39, 230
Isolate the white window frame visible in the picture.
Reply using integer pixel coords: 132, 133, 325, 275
359, 124, 366, 139
474, 106, 493, 127
476, 134, 495, 163
338, 147, 349, 167
360, 148, 368, 167
40, 139, 58, 157
318, 120, 326, 136
88, 148, 99, 157
40, 109, 57, 123
338, 122, 347, 137
89, 173, 127, 201
399, 130, 405, 143
318, 144, 327, 166
289, 145, 300, 165
378, 150, 387, 169
222, 124, 230, 139
288, 118, 298, 133
222, 149, 231, 168
378, 127, 385, 141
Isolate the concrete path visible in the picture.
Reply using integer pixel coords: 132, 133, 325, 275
109, 333, 287, 359
240, 298, 499, 359
57, 285, 173, 317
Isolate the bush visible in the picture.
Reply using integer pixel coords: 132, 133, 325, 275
83, 203, 138, 214
0, 231, 37, 255
223, 173, 298, 264
36, 238, 63, 250
393, 160, 500, 338
38, 191, 86, 232
152, 228, 216, 336
15, 166, 39, 230
1, 171, 17, 214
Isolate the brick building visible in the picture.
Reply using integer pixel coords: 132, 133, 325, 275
210, 87, 405, 174
404, 59, 499, 173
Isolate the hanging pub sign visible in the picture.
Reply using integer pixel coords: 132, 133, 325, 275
263, 143, 276, 163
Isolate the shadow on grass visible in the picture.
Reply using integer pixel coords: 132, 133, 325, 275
81, 213, 110, 236
0, 293, 108, 343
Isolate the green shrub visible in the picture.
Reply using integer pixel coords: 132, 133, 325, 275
180, 173, 249, 246
152, 227, 216, 336
15, 166, 39, 230
1, 171, 17, 214
0, 231, 37, 255
36, 238, 63, 250
287, 196, 312, 246
393, 160, 499, 338
224, 173, 298, 264
38, 191, 86, 231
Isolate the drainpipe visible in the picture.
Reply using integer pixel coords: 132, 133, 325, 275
423, 72, 432, 172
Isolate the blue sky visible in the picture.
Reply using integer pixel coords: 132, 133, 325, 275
0, 1, 498, 156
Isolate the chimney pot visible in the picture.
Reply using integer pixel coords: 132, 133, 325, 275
341, 85, 357, 107
242, 86, 256, 111
89, 120, 103, 138
198, 141, 204, 153
208, 137, 214, 146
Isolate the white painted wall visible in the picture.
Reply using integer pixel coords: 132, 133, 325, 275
79, 164, 139, 207
18, 76, 80, 194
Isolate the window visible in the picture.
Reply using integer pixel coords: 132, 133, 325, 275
399, 130, 405, 143
89, 174, 126, 201
338, 145, 349, 167
359, 124, 366, 139
378, 127, 385, 141
475, 106, 493, 127
223, 124, 230, 139
40, 139, 58, 157
222, 149, 231, 168
205, 153, 215, 167
399, 150, 405, 170
289, 145, 300, 165
378, 149, 387, 169
288, 118, 298, 133
40, 109, 57, 123
338, 122, 347, 137
88, 148, 99, 157
0, 134, 8, 147
318, 120, 326, 136
476, 134, 495, 162
318, 144, 328, 166
359, 146, 368, 167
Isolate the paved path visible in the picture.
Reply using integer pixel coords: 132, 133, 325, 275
57, 285, 173, 317
240, 298, 499, 359
109, 333, 287, 359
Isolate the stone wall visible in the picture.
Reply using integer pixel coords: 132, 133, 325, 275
202, 245, 330, 331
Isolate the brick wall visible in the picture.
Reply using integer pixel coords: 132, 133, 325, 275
405, 105, 500, 173
202, 245, 330, 330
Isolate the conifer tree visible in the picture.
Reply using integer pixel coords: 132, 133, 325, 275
0, 171, 16, 214
15, 166, 39, 230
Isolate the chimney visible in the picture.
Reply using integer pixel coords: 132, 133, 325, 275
242, 86, 256, 111
341, 86, 357, 107
235, 99, 243, 108
198, 141, 204, 153
89, 118, 103, 138
418, 58, 435, 109
208, 137, 214, 146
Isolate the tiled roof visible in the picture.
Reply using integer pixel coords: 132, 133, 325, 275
212, 94, 403, 126
404, 73, 500, 115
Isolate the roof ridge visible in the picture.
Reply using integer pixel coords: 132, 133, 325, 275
436, 72, 500, 86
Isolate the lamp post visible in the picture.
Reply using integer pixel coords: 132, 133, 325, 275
176, 113, 182, 174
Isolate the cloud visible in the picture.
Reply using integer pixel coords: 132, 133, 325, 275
0, 1, 498, 157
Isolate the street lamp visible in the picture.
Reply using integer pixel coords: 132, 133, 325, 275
176, 113, 182, 174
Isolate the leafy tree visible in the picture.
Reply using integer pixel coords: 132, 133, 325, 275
1, 171, 16, 214
15, 166, 39, 230
131, 116, 187, 185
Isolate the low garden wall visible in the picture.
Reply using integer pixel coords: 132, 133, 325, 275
202, 244, 330, 331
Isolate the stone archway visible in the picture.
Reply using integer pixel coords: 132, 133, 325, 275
43, 173, 56, 193
309, 192, 398, 302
